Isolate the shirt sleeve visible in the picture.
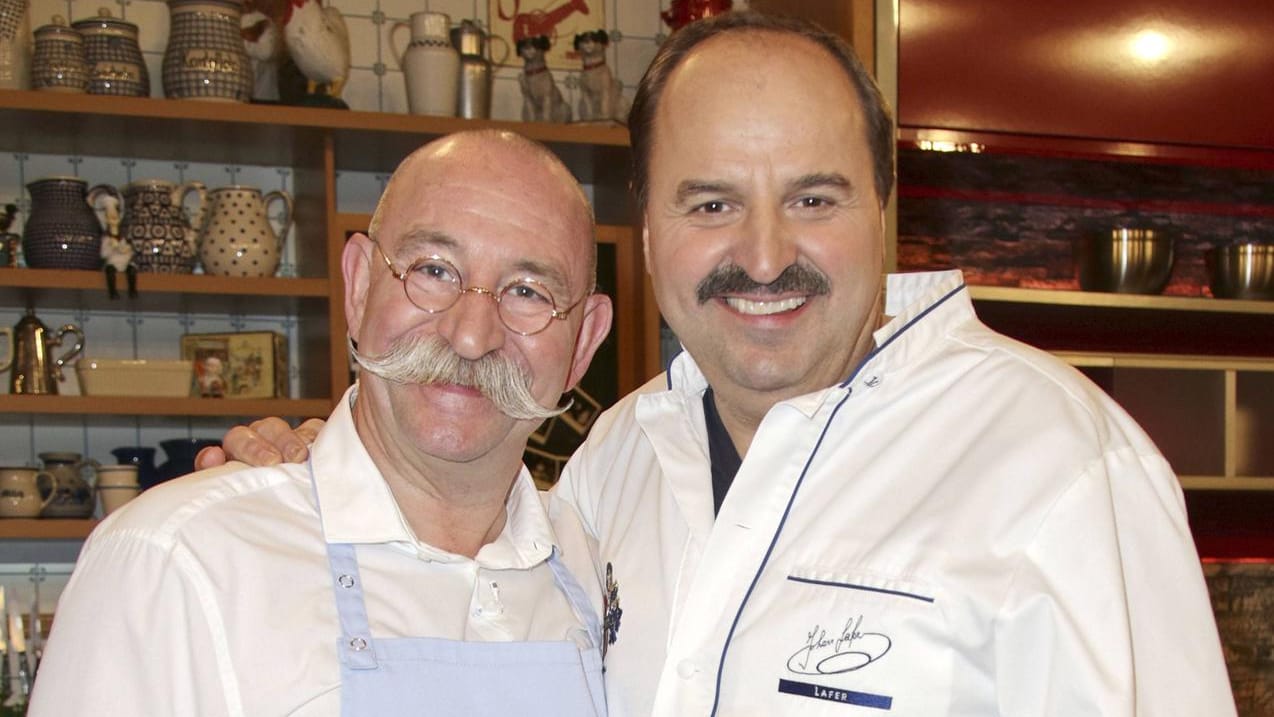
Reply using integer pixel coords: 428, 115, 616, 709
994, 448, 1236, 716
27, 526, 236, 716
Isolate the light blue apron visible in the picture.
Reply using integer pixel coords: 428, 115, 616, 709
316, 464, 606, 716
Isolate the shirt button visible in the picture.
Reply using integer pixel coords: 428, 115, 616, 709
676, 660, 698, 679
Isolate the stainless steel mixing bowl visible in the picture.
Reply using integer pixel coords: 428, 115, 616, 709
1208, 242, 1274, 300
1076, 228, 1175, 294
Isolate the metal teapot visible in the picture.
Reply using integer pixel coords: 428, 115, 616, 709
6, 308, 85, 395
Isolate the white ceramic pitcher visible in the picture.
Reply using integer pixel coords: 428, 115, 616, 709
390, 11, 459, 116
198, 185, 294, 277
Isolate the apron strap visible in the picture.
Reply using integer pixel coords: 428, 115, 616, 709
546, 547, 603, 649
325, 542, 380, 670
311, 457, 380, 670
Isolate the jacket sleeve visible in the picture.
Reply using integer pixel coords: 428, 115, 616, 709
994, 448, 1235, 716
27, 526, 235, 716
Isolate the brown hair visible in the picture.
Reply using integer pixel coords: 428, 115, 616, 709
627, 10, 895, 210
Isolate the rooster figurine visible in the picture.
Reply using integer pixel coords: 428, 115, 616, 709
279, 0, 350, 108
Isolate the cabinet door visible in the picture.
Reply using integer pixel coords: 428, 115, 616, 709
899, 0, 1274, 150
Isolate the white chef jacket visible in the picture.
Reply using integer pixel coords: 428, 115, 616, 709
30, 385, 601, 717
552, 270, 1235, 716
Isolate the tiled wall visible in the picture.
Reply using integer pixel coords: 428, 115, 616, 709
0, 0, 686, 502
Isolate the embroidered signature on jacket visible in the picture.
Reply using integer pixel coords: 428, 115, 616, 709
787, 616, 892, 675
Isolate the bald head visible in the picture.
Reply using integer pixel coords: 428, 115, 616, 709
369, 131, 598, 288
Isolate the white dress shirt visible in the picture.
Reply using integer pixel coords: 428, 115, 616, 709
30, 386, 599, 717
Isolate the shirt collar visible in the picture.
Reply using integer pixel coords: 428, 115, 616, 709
311, 384, 556, 570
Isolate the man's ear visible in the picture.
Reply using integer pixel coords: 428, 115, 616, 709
564, 292, 614, 391
343, 233, 374, 344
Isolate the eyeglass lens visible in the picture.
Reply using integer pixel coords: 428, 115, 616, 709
403, 257, 560, 335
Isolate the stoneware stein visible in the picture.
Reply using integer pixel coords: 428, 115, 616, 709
199, 185, 293, 277
391, 11, 459, 116
22, 176, 119, 270
161, 0, 253, 102
37, 451, 97, 519
120, 178, 207, 273
71, 6, 149, 97
0, 467, 55, 518
31, 15, 87, 92
95, 464, 139, 516
8, 308, 84, 396
0, 0, 32, 90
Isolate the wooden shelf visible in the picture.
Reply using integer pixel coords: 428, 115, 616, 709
969, 285, 1274, 315
0, 267, 330, 314
969, 286, 1274, 357
0, 89, 630, 181
0, 519, 96, 540
0, 394, 332, 418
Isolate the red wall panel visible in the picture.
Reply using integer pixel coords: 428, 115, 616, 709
899, 0, 1274, 150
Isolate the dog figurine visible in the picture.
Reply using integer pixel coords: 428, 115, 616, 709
574, 30, 625, 123
518, 35, 571, 123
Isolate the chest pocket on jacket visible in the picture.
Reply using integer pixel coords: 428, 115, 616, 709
756, 565, 954, 714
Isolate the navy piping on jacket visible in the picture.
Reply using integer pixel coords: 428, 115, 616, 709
707, 281, 967, 716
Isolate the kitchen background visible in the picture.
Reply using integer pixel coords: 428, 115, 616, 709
1, 0, 1272, 710
0, 0, 701, 663
0, 0, 683, 461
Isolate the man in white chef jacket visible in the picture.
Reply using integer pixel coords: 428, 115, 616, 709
28, 131, 613, 716
206, 11, 1236, 717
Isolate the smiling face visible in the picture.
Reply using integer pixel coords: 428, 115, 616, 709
643, 31, 887, 416
345, 132, 611, 467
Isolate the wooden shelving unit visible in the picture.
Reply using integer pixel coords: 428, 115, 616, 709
0, 89, 648, 542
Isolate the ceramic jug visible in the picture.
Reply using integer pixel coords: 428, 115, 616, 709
162, 0, 252, 102
0, 467, 55, 518
198, 185, 293, 277
110, 446, 158, 490
72, 6, 149, 97
37, 451, 97, 518
30, 15, 86, 92
22, 176, 119, 270
120, 178, 207, 273
391, 11, 459, 116
0, 0, 31, 90
8, 308, 84, 395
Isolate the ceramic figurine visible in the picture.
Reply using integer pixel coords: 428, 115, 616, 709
95, 192, 136, 299
573, 30, 625, 123
280, 0, 350, 108
517, 34, 570, 123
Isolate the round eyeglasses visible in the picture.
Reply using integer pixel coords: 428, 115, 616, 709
371, 239, 584, 336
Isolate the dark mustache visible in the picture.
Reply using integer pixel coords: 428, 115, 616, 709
696, 263, 831, 304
